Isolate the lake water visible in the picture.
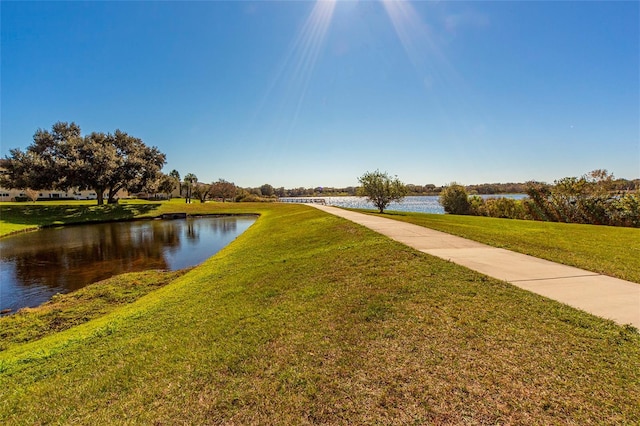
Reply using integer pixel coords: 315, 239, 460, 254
282, 195, 527, 214
0, 216, 256, 313
323, 196, 444, 213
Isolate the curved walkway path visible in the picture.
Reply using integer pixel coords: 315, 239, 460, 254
311, 204, 640, 328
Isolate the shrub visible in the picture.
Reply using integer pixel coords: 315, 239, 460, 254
610, 192, 640, 227
468, 196, 526, 219
468, 195, 486, 216
439, 183, 470, 215
484, 197, 526, 219
522, 171, 639, 227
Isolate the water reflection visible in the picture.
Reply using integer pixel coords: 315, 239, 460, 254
0, 216, 256, 313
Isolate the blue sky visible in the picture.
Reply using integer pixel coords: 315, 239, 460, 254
2, 1, 638, 188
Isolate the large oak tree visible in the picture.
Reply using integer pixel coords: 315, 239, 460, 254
1, 122, 166, 205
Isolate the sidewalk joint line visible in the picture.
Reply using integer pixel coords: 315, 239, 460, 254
510, 274, 601, 283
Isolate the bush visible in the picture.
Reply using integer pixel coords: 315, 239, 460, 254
439, 184, 470, 215
468, 196, 526, 219
522, 172, 639, 227
448, 170, 638, 227
485, 197, 526, 219
468, 195, 485, 216
610, 192, 640, 227
235, 193, 275, 203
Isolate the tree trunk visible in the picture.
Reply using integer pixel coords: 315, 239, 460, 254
109, 184, 126, 204
95, 188, 105, 205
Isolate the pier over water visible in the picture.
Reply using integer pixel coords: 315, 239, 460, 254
278, 197, 327, 205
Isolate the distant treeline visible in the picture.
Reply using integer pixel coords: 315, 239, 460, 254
244, 178, 639, 198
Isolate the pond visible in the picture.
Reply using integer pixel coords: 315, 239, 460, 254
0, 215, 256, 314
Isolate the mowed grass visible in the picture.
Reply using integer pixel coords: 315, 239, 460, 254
1, 203, 638, 424
365, 210, 640, 284
0, 269, 190, 352
0, 199, 261, 237
0, 199, 163, 236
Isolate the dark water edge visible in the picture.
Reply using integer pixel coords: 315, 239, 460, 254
0, 215, 256, 314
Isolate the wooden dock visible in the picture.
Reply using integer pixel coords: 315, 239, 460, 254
278, 198, 327, 205
161, 213, 187, 219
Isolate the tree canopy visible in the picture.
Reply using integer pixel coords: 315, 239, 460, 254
358, 170, 407, 213
1, 122, 166, 205
192, 182, 212, 203
157, 174, 178, 199
211, 179, 237, 202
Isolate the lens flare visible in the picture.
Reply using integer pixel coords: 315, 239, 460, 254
258, 0, 337, 140
381, 0, 458, 88
255, 0, 464, 149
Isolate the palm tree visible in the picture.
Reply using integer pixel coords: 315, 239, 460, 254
183, 173, 198, 203
168, 170, 181, 200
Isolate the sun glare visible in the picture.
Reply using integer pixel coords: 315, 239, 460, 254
257, 0, 337, 140
257, 0, 460, 142
381, 0, 457, 88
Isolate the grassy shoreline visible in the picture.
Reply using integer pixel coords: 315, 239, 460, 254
0, 269, 190, 351
0, 199, 170, 237
1, 202, 639, 423
0, 199, 265, 236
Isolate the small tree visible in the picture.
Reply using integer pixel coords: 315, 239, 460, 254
192, 182, 212, 203
439, 183, 470, 215
260, 183, 275, 197
357, 170, 407, 213
158, 174, 177, 199
211, 179, 236, 202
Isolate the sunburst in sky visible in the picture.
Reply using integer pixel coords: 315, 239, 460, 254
257, 0, 337, 142
2, 1, 638, 187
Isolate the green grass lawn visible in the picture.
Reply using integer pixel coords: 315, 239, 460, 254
0, 269, 190, 352
362, 209, 640, 284
0, 199, 168, 236
0, 199, 257, 237
0, 202, 638, 424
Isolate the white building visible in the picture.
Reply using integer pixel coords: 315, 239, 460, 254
0, 187, 102, 201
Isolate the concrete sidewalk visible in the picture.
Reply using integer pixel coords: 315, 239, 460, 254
311, 204, 640, 328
